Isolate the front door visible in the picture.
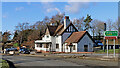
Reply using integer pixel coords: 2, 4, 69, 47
84, 45, 88, 52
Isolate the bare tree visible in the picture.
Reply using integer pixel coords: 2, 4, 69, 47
50, 13, 65, 25
14, 22, 30, 44
73, 17, 84, 31
107, 19, 113, 31
91, 19, 104, 38
112, 20, 118, 30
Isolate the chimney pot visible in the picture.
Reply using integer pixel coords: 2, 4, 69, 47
64, 16, 70, 29
65, 16, 69, 19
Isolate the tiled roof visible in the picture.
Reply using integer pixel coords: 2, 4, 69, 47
54, 24, 64, 35
47, 26, 58, 36
54, 23, 78, 36
47, 23, 78, 36
65, 31, 86, 43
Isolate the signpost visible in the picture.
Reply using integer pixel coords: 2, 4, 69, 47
104, 31, 118, 37
104, 31, 118, 57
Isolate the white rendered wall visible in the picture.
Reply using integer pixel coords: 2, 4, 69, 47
64, 43, 77, 52
35, 44, 50, 51
56, 36, 62, 52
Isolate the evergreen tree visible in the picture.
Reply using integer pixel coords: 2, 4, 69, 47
84, 14, 92, 31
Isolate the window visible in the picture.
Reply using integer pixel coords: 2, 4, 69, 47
56, 35, 58, 37
56, 44, 59, 49
44, 44, 46, 48
84, 45, 88, 52
37, 44, 42, 48
37, 44, 40, 47
73, 45, 76, 50
46, 43, 49, 48
47, 35, 49, 38
66, 46, 68, 49
40, 44, 42, 47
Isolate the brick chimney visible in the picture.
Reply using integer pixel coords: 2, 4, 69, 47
64, 16, 70, 29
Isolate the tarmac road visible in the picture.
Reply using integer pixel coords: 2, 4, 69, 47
2, 54, 119, 68
2, 55, 83, 66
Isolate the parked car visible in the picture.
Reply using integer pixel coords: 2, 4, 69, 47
4, 47, 17, 54
94, 40, 103, 47
19, 48, 30, 54
5, 47, 17, 52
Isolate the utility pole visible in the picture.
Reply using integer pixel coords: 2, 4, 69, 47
104, 23, 106, 52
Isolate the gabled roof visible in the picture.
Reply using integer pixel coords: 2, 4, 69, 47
47, 26, 58, 36
60, 23, 78, 35
54, 24, 64, 35
46, 22, 78, 36
65, 31, 95, 43
53, 23, 78, 36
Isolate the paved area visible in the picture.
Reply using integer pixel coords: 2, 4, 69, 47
2, 55, 83, 66
2, 54, 119, 67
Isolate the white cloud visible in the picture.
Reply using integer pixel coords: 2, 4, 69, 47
27, 2, 31, 5
41, 2, 62, 14
15, 7, 24, 11
65, 2, 90, 14
47, 8, 61, 14
2, 15, 7, 18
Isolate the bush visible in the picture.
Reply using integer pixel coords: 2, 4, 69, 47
0, 59, 9, 68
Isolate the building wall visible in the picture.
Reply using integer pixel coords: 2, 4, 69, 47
77, 34, 94, 52
64, 43, 77, 52
35, 44, 50, 52
64, 34, 94, 52
62, 32, 71, 43
56, 36, 62, 52
62, 32, 72, 52
35, 33, 52, 51
51, 36, 56, 51
42, 35, 51, 42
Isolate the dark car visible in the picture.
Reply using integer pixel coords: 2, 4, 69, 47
6, 47, 18, 52
19, 48, 30, 54
4, 47, 17, 54
94, 40, 103, 47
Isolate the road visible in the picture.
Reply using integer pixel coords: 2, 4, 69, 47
2, 55, 83, 66
2, 55, 118, 67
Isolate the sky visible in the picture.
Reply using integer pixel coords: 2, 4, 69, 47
1, 2, 118, 34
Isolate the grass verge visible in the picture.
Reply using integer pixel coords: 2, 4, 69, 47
0, 59, 9, 68
95, 49, 120, 54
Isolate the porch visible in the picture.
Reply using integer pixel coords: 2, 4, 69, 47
35, 40, 52, 52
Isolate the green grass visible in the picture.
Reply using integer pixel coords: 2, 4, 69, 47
0, 59, 9, 68
95, 49, 120, 54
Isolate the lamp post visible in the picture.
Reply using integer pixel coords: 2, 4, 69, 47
104, 23, 106, 52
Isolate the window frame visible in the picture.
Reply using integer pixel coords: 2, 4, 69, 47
56, 44, 59, 49
73, 45, 76, 50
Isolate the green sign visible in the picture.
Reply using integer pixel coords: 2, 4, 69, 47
104, 31, 118, 36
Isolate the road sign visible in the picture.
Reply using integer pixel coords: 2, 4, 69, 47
105, 36, 117, 39
104, 31, 118, 37
104, 31, 118, 57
